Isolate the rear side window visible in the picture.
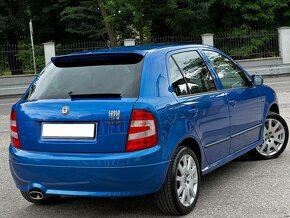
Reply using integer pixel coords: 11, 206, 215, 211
24, 54, 143, 100
169, 57, 189, 96
171, 51, 216, 95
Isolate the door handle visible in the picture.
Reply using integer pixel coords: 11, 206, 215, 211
188, 107, 198, 116
228, 100, 237, 107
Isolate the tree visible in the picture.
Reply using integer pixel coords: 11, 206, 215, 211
164, 0, 215, 35
109, 0, 152, 44
60, 2, 105, 40
28, 0, 81, 44
97, 0, 117, 46
59, 0, 117, 46
1, 0, 290, 51
0, 0, 28, 74
60, 0, 152, 45
209, 0, 290, 32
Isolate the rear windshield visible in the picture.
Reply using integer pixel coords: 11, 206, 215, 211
24, 54, 143, 100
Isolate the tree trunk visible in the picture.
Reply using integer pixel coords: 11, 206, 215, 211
97, 0, 117, 47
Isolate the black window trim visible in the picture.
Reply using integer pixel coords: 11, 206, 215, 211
167, 49, 218, 98
202, 49, 253, 90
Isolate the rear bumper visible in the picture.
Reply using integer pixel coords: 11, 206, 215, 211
9, 145, 169, 197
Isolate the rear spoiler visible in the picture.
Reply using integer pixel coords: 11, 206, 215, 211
51, 53, 144, 68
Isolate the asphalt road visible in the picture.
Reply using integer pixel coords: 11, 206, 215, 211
0, 75, 290, 218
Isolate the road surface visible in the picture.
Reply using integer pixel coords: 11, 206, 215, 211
0, 75, 289, 217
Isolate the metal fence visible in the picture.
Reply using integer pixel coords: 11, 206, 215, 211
0, 31, 281, 76
0, 44, 44, 76
0, 41, 106, 76
55, 41, 106, 56
214, 30, 279, 60
140, 35, 202, 45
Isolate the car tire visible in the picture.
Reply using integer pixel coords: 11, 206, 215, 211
20, 190, 61, 205
155, 146, 201, 215
249, 112, 289, 160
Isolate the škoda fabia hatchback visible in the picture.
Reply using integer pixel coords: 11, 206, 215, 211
9, 45, 288, 215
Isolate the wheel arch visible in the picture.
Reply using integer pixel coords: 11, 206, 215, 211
178, 137, 202, 169
268, 103, 279, 114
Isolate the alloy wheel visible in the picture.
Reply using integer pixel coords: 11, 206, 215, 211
176, 154, 198, 207
257, 118, 286, 156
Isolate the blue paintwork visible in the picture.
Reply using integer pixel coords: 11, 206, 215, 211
16, 98, 136, 153
9, 145, 168, 196
9, 44, 279, 197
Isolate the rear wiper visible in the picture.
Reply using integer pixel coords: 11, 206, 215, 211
68, 92, 122, 98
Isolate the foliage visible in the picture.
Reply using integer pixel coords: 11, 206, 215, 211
1, 0, 290, 74
1, 0, 290, 44
0, 43, 45, 75
17, 43, 45, 73
0, 0, 28, 43
60, 2, 105, 40
163, 0, 216, 35
27, 0, 81, 44
215, 30, 279, 59
209, 0, 290, 32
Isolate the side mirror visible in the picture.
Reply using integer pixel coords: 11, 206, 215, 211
252, 75, 263, 86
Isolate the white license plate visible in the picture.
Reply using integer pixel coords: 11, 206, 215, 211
42, 123, 96, 139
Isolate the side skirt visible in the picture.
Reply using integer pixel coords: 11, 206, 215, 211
201, 139, 264, 175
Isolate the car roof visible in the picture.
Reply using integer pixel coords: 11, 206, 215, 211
55, 44, 213, 57
51, 44, 215, 65
82, 44, 213, 54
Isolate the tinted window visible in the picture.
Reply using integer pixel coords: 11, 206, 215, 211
172, 51, 216, 94
169, 57, 189, 96
204, 50, 249, 89
24, 56, 143, 100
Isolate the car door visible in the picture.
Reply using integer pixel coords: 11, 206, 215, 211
168, 50, 231, 164
203, 50, 263, 154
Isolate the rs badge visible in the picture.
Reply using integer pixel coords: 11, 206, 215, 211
108, 110, 120, 120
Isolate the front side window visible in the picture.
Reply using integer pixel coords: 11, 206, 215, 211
204, 50, 249, 89
172, 51, 216, 94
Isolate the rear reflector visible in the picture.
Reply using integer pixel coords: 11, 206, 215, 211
126, 110, 158, 152
10, 111, 21, 149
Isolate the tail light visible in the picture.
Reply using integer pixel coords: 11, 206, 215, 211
10, 111, 21, 149
126, 110, 158, 152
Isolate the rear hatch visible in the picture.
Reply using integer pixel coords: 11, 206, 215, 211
16, 53, 144, 153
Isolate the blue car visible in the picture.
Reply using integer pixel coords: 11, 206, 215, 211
9, 44, 288, 215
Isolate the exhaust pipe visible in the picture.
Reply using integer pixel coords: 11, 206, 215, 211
29, 190, 44, 200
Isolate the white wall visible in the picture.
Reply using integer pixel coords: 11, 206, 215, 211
278, 27, 290, 64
